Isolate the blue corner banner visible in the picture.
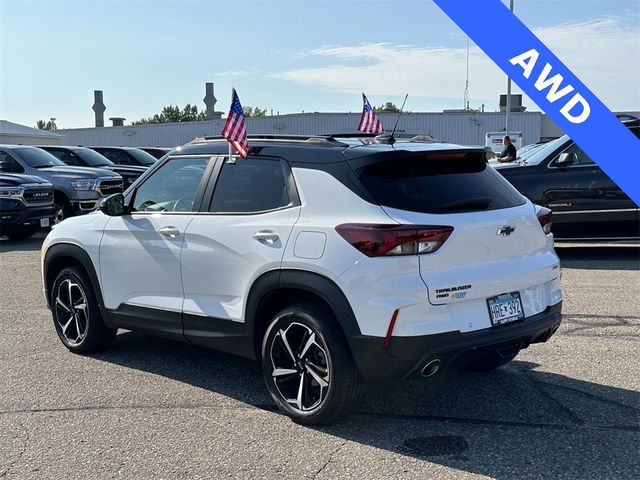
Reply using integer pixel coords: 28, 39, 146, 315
433, 0, 640, 206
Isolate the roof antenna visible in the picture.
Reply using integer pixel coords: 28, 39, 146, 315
387, 94, 408, 145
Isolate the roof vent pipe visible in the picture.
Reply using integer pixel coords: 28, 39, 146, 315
92, 90, 106, 127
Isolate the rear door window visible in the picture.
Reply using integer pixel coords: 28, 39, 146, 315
209, 158, 294, 213
357, 151, 525, 214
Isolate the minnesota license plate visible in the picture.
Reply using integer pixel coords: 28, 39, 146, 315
487, 292, 524, 326
40, 218, 50, 227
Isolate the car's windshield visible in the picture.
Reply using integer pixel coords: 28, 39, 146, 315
15, 147, 65, 168
75, 148, 114, 167
127, 148, 157, 166
516, 135, 568, 165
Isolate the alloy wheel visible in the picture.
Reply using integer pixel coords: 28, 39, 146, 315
54, 279, 89, 345
54, 204, 64, 224
269, 322, 330, 412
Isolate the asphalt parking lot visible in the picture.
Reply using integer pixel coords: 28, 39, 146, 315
1, 235, 638, 479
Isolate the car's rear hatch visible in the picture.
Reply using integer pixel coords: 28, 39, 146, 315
347, 146, 561, 331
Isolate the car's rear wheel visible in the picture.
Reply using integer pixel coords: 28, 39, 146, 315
50, 266, 116, 353
261, 303, 362, 425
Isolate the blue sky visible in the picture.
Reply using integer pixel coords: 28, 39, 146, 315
1, 0, 638, 128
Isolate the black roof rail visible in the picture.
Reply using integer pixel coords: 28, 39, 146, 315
194, 134, 348, 147
325, 132, 378, 138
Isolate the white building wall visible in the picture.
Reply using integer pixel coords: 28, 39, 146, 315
58, 112, 542, 148
0, 134, 64, 145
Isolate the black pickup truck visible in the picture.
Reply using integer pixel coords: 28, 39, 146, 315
0, 173, 55, 239
495, 120, 639, 240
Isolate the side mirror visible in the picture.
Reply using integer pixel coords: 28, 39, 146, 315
555, 152, 576, 168
100, 193, 127, 216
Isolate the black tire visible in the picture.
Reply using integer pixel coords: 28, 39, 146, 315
50, 266, 116, 353
53, 193, 74, 224
261, 303, 362, 425
464, 349, 519, 372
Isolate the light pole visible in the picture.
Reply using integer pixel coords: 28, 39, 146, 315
505, 0, 514, 136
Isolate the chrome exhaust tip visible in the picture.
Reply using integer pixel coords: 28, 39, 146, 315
421, 359, 442, 377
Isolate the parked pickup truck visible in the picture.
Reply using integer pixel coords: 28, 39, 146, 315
36, 145, 147, 190
0, 145, 123, 223
494, 119, 639, 240
0, 173, 55, 239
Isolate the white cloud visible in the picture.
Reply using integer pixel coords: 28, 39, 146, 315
272, 16, 640, 110
214, 68, 263, 77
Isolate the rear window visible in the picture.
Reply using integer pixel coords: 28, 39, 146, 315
357, 151, 525, 214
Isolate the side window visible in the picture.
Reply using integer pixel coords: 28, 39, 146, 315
101, 149, 131, 165
210, 158, 292, 213
132, 157, 211, 212
0, 152, 25, 173
558, 143, 595, 167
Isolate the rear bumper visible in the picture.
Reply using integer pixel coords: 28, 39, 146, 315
349, 301, 562, 381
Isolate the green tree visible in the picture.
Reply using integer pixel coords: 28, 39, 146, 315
243, 106, 267, 118
36, 119, 57, 130
373, 103, 399, 113
132, 103, 207, 125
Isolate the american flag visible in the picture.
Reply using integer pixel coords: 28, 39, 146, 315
357, 93, 384, 134
221, 88, 248, 158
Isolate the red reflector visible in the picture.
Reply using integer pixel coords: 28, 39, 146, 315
383, 309, 399, 349
537, 206, 553, 234
335, 224, 453, 257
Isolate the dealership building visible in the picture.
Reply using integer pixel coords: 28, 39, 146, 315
17, 84, 640, 149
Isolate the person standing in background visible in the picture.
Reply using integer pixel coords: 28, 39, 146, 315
497, 135, 517, 162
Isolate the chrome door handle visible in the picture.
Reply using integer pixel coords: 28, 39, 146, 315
252, 230, 279, 245
158, 226, 180, 238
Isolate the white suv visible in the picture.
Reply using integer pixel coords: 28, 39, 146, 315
41, 135, 563, 425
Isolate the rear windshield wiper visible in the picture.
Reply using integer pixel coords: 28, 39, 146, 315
441, 197, 493, 211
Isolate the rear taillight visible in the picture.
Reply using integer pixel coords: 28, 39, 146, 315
537, 206, 553, 234
335, 224, 453, 257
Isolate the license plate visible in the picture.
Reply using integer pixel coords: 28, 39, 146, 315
40, 218, 50, 227
487, 292, 524, 326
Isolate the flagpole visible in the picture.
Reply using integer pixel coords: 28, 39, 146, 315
228, 141, 232, 160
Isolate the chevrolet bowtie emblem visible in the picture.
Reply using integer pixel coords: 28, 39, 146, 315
497, 226, 516, 236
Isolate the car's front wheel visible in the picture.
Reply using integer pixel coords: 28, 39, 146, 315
261, 303, 362, 425
50, 266, 116, 353
53, 193, 73, 224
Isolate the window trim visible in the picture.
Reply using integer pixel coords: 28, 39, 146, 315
202, 155, 301, 216
126, 154, 218, 215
